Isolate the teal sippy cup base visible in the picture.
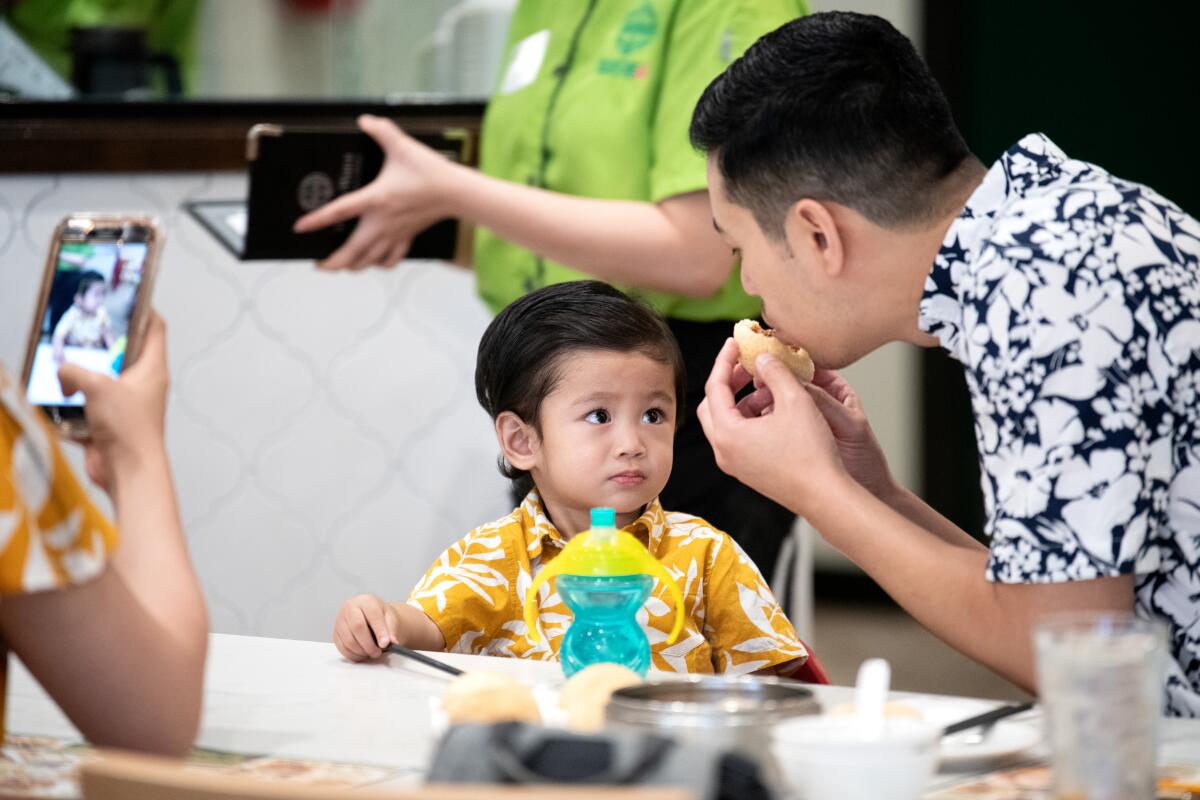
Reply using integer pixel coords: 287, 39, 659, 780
557, 574, 653, 677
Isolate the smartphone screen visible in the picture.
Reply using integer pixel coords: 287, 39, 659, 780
23, 218, 158, 427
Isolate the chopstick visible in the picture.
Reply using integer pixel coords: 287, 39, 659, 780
385, 644, 465, 677
942, 702, 1035, 736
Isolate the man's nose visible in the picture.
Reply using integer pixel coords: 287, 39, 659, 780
740, 264, 758, 296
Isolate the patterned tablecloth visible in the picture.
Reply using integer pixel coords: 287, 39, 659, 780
4, 733, 1199, 800
931, 763, 1200, 800
0, 734, 404, 798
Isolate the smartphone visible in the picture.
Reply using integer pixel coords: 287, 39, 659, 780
20, 214, 163, 438
238, 124, 471, 261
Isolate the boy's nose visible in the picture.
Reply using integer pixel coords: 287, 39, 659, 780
614, 424, 646, 458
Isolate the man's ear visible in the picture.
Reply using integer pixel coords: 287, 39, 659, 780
784, 198, 845, 278
496, 411, 538, 471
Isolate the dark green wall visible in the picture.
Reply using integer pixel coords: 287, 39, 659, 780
954, 2, 1199, 215
920, 0, 1200, 537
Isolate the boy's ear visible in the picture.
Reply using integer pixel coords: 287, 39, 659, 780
495, 411, 537, 471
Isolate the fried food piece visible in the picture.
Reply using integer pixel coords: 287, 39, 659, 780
733, 320, 815, 383
560, 663, 643, 732
442, 673, 542, 725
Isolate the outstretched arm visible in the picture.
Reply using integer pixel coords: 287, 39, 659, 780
0, 315, 208, 756
294, 116, 736, 297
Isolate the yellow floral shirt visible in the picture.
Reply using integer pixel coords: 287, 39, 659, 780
0, 367, 116, 593
0, 365, 118, 740
409, 492, 807, 674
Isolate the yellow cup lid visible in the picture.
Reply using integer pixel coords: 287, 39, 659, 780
523, 507, 685, 645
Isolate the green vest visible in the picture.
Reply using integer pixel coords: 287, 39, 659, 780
476, 0, 807, 321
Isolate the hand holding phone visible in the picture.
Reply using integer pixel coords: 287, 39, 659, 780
22, 215, 164, 439
58, 313, 169, 489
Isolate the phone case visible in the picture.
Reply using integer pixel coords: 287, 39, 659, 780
20, 214, 163, 440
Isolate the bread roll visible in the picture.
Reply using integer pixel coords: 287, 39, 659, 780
733, 319, 815, 383
559, 663, 642, 732
441, 672, 542, 725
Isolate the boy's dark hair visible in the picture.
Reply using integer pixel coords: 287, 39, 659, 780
74, 270, 106, 298
689, 11, 972, 238
475, 281, 686, 496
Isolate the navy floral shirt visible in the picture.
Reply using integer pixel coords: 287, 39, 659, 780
919, 133, 1200, 716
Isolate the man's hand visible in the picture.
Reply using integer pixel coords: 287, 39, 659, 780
293, 115, 456, 271
697, 338, 849, 512
700, 339, 903, 509
58, 313, 169, 492
803, 369, 899, 502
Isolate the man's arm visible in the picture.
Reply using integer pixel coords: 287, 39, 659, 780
699, 342, 1135, 691
880, 483, 992, 552
799, 368, 989, 554
806, 477, 1133, 690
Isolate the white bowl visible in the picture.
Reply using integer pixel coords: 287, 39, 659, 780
772, 716, 940, 800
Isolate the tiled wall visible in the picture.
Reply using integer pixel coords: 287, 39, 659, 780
0, 172, 512, 641
0, 171, 919, 645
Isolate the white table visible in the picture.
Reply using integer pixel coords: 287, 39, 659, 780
7, 634, 1199, 792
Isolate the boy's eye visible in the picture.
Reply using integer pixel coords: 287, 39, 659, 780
585, 409, 610, 424
643, 408, 666, 424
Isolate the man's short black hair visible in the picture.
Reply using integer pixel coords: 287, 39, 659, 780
690, 11, 972, 237
475, 280, 686, 496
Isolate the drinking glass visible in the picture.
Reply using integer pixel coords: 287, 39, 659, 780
1034, 612, 1165, 800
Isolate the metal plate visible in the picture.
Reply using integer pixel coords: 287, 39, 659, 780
607, 676, 821, 729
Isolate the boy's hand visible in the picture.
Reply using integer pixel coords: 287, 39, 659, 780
333, 594, 403, 661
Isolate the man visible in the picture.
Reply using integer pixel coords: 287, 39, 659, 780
689, 11, 1200, 715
